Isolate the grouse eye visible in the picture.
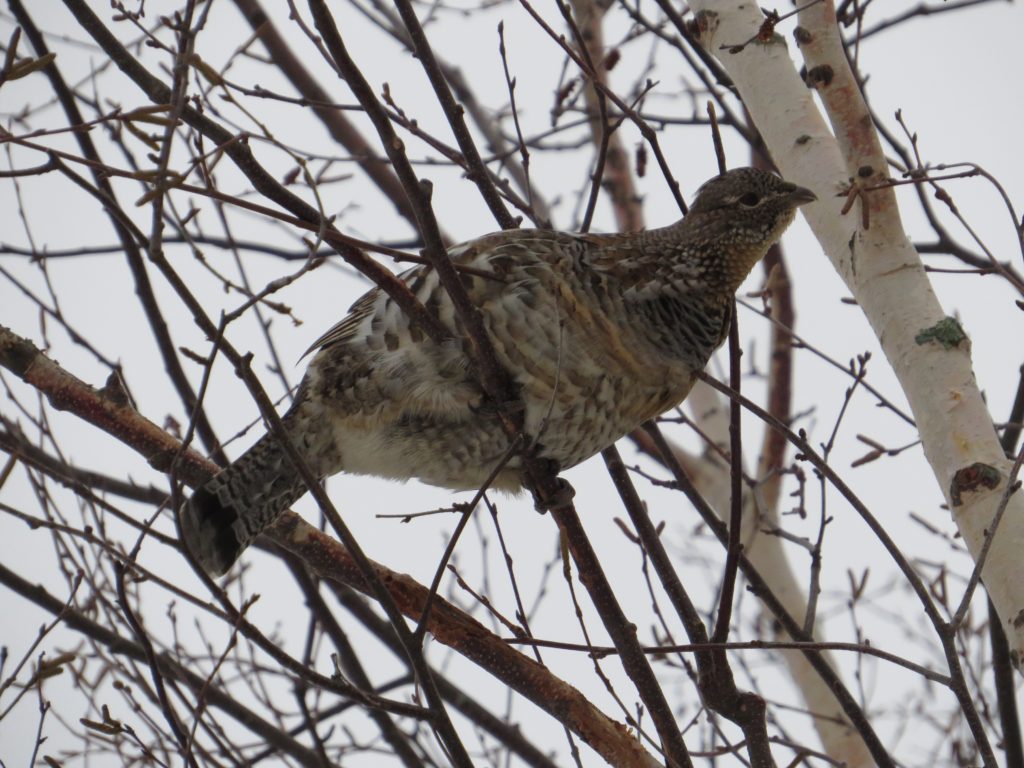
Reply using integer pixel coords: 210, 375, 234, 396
738, 192, 760, 207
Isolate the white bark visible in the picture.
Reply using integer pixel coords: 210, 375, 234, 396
689, 0, 1024, 679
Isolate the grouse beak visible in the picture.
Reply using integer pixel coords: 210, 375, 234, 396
786, 185, 818, 207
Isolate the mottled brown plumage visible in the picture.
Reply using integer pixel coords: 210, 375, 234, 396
180, 167, 815, 576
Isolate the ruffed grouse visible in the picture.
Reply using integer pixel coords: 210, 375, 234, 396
180, 167, 816, 576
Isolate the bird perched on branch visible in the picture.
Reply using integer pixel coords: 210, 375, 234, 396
180, 167, 815, 576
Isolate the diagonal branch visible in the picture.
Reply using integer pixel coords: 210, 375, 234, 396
59, 0, 450, 348
10, 0, 228, 467
0, 322, 661, 768
230, 0, 438, 238
389, 0, 519, 231
0, 559, 327, 768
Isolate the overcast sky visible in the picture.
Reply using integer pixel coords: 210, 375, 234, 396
2, 0, 1024, 764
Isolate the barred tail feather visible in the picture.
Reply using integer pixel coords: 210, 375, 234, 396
179, 433, 310, 577
179, 484, 246, 577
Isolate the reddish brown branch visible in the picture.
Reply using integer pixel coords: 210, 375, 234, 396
0, 323, 659, 768
753, 142, 794, 511
10, 0, 228, 467
712, 307, 744, 645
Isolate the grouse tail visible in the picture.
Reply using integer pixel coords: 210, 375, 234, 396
179, 432, 309, 576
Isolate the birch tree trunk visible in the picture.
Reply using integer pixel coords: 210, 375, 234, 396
689, 0, 1024, 670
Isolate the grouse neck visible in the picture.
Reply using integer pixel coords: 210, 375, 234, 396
652, 208, 796, 294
